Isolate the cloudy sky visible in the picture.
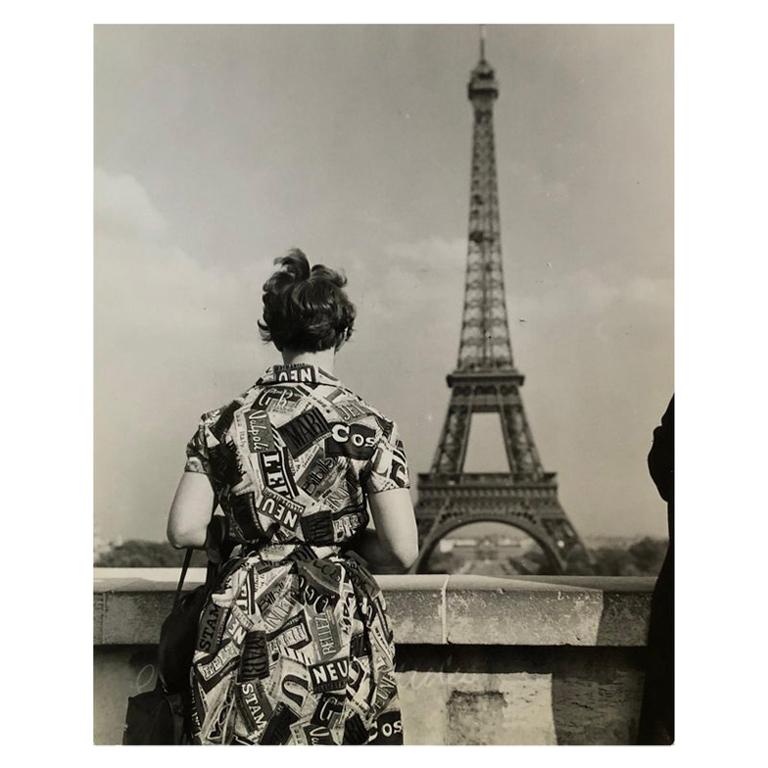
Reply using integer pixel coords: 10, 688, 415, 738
94, 24, 673, 543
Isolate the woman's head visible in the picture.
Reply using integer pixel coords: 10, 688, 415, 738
258, 248, 356, 353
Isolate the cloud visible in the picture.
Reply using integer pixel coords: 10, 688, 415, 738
347, 236, 466, 318
94, 168, 166, 238
513, 266, 672, 324
95, 168, 272, 350
340, 236, 468, 380
94, 172, 672, 545
95, 168, 274, 541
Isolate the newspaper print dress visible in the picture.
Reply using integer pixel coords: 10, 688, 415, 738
183, 363, 410, 745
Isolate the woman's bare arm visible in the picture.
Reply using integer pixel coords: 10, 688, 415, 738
167, 472, 216, 549
364, 488, 419, 572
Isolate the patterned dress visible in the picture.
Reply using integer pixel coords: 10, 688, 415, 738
183, 363, 410, 745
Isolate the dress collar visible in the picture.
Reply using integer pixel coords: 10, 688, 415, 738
256, 363, 340, 386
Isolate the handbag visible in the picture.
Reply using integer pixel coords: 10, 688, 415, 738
157, 551, 216, 695
123, 547, 215, 745
122, 683, 188, 745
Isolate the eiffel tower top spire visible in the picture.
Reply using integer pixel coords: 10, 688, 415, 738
458, 30, 513, 373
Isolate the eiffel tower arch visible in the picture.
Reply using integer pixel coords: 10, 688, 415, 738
412, 32, 591, 575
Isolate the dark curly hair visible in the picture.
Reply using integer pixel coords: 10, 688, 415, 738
258, 248, 356, 352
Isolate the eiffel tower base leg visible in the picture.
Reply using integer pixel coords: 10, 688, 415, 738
411, 475, 593, 575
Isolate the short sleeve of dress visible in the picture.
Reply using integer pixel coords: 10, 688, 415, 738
364, 419, 411, 495
184, 418, 212, 476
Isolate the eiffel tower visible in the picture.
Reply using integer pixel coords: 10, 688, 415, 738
412, 32, 590, 574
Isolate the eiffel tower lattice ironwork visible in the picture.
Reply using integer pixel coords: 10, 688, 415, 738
412, 35, 590, 574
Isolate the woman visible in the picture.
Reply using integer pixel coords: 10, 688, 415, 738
166, 248, 418, 745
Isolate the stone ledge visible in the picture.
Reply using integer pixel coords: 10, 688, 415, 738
93, 569, 655, 647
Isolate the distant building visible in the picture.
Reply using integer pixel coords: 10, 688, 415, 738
451, 538, 478, 548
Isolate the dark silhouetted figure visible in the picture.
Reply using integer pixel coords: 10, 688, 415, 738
637, 396, 674, 744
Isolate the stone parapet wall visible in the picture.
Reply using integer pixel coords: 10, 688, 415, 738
94, 569, 655, 745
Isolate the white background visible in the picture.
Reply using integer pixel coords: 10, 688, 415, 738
2, 0, 767, 765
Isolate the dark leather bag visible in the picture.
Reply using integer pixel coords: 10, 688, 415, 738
122, 685, 187, 745
124, 548, 213, 745
157, 565, 213, 694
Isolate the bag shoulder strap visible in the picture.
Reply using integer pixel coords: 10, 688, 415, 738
173, 548, 194, 609
172, 495, 219, 607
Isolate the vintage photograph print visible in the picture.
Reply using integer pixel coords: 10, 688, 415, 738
94, 25, 673, 745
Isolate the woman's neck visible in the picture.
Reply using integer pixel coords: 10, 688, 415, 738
281, 348, 336, 374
